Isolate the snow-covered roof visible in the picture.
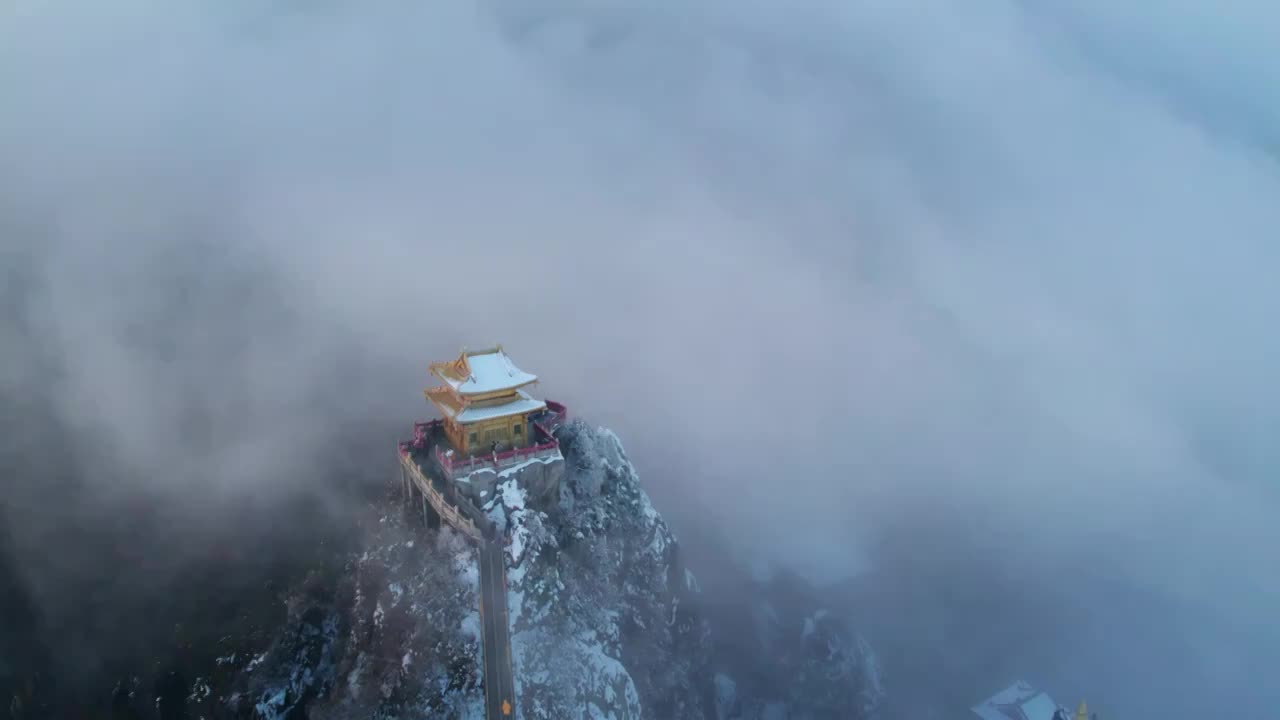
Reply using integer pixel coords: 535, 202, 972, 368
437, 389, 547, 424
972, 681, 1061, 720
431, 347, 538, 395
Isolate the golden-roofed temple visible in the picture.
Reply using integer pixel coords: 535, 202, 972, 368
424, 345, 547, 456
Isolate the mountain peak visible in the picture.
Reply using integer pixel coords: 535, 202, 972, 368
198, 420, 879, 720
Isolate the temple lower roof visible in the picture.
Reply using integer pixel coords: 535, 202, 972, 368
432, 388, 547, 424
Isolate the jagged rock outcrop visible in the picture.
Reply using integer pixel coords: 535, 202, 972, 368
708, 567, 885, 720
483, 421, 715, 719
455, 452, 564, 508
787, 610, 883, 719
219, 508, 485, 720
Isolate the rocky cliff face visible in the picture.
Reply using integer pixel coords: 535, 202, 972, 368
185, 421, 881, 719
182, 503, 484, 720
484, 421, 714, 719
711, 602, 884, 720
456, 450, 564, 509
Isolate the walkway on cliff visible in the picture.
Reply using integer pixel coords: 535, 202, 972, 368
478, 540, 516, 718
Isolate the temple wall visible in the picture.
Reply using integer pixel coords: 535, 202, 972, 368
458, 413, 535, 454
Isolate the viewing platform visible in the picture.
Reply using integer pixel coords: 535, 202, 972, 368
397, 404, 568, 542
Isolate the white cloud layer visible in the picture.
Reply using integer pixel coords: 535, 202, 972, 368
3, 1, 1277, 716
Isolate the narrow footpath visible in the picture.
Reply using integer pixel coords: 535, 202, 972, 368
478, 540, 516, 719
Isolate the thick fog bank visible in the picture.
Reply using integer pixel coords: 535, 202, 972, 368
3, 1, 1278, 717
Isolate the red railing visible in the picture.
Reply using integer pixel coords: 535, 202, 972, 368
435, 437, 560, 478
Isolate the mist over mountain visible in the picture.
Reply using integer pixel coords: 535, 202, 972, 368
4, 1, 1279, 718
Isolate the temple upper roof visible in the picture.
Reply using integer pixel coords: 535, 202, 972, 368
429, 346, 538, 396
